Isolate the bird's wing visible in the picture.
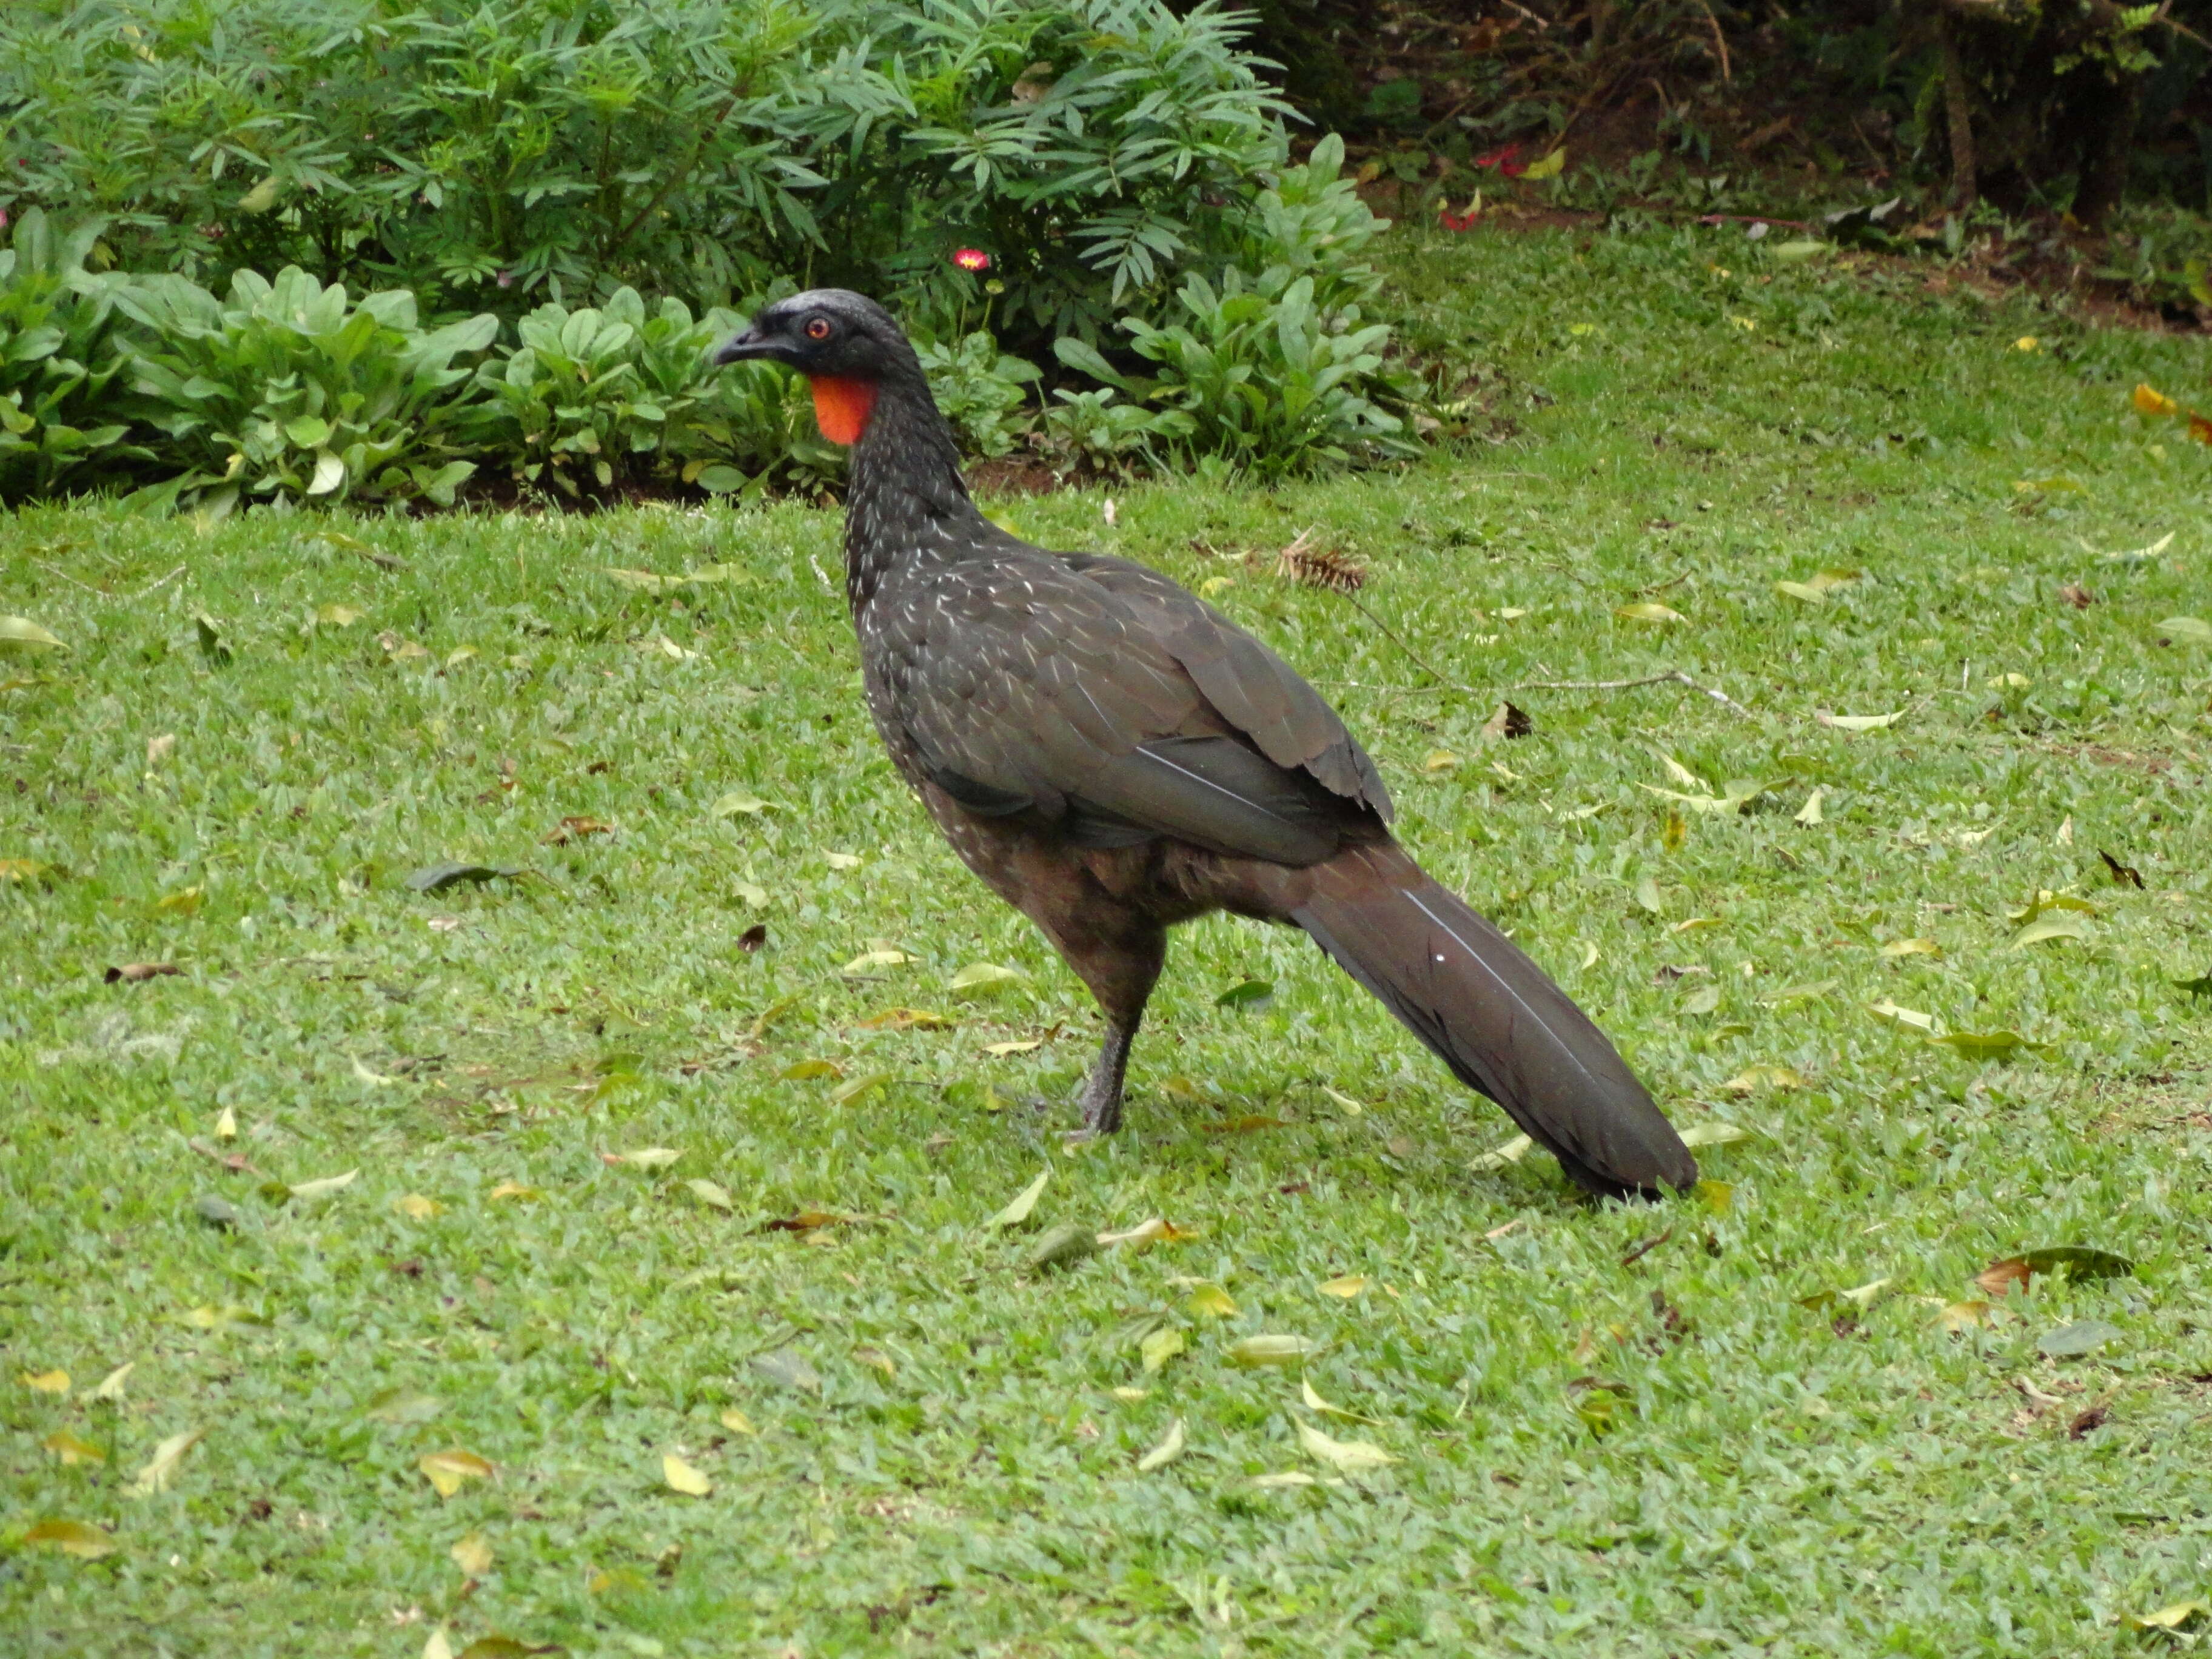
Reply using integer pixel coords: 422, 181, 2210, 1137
877, 555, 1374, 865
1058, 551, 1392, 819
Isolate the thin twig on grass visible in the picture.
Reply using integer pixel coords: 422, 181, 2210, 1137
133, 565, 188, 601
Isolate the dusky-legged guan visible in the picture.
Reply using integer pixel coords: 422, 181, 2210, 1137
716, 291, 1697, 1199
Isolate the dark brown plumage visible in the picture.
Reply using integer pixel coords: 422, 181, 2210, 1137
716, 291, 1697, 1198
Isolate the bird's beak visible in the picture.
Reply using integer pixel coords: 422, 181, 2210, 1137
712, 328, 777, 366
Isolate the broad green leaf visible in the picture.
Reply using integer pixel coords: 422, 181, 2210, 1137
1928, 1030, 2048, 1060
2010, 913, 2090, 949
2156, 616, 2212, 643
1521, 147, 1566, 179
750, 1349, 820, 1392
1026, 1221, 1097, 1271
2037, 1318, 2123, 1357
1677, 1120, 1750, 1147
1227, 1334, 1318, 1369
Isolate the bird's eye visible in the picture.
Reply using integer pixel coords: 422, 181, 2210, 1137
805, 317, 833, 341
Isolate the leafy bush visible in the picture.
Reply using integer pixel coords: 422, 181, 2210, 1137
0, 0, 1305, 352
914, 332, 1041, 458
1056, 268, 1409, 477
1038, 385, 1182, 477
118, 268, 495, 514
0, 210, 146, 502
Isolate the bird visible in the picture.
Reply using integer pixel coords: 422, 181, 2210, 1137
715, 290, 1697, 1199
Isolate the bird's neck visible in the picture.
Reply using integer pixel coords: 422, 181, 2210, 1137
842, 375, 987, 612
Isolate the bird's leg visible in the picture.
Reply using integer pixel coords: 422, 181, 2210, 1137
1074, 1016, 1139, 1137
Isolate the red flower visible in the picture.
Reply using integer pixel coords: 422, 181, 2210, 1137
952, 248, 991, 272
1473, 142, 1528, 178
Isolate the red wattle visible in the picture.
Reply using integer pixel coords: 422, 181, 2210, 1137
807, 376, 878, 446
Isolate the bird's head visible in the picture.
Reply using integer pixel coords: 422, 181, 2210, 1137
712, 289, 916, 446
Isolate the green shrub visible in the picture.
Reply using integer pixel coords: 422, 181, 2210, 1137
1056, 268, 1410, 477
0, 0, 1304, 353
0, 209, 147, 502
117, 267, 495, 514
914, 332, 1041, 458
1039, 385, 1184, 477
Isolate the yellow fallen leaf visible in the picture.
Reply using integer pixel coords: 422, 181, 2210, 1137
1677, 1120, 1750, 1147
1615, 602, 1686, 624
719, 1408, 757, 1435
1110, 1387, 1148, 1402
1869, 999, 1936, 1033
418, 1448, 494, 1498
1228, 1334, 1318, 1368
1253, 1470, 1318, 1489
824, 851, 863, 871
1470, 1133, 1533, 1171
686, 1179, 733, 1211
287, 1168, 359, 1199
423, 1630, 455, 1659
982, 1039, 1041, 1056
1937, 1299, 1992, 1333
612, 1147, 682, 1170
1139, 1327, 1184, 1373
22, 1369, 69, 1395
1135, 1418, 1186, 1472
1521, 147, 1565, 179
486, 1180, 540, 1202
394, 1193, 443, 1220
1816, 710, 1903, 731
1097, 1216, 1193, 1251
1301, 1378, 1384, 1426
2125, 1601, 2211, 1632
1318, 1275, 1368, 1298
449, 1531, 493, 1576
90, 1362, 133, 1401
842, 948, 911, 973
663, 1453, 712, 1496
1422, 749, 1461, 773
2133, 383, 2180, 418
984, 1168, 1049, 1230
1182, 1281, 1238, 1319
1721, 1065, 1802, 1093
44, 1430, 104, 1466
1879, 937, 1940, 958
213, 1106, 236, 1139
22, 1520, 117, 1559
1295, 1416, 1396, 1473
129, 1427, 204, 1495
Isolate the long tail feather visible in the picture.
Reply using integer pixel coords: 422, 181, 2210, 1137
1287, 842, 1696, 1198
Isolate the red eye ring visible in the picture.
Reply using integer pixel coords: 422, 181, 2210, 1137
805, 317, 832, 341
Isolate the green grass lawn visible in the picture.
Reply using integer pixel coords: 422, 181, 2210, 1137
5, 226, 2212, 1658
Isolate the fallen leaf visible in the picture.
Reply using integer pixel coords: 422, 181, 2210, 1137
1677, 1120, 1750, 1147
418, 1448, 493, 1498
22, 1520, 116, 1558
1202, 1114, 1285, 1134
826, 1071, 893, 1106
1816, 710, 1904, 731
394, 1193, 443, 1220
1471, 1133, 1534, 1171
1423, 748, 1461, 773
1227, 1334, 1319, 1369
2038, 1318, 2124, 1358
365, 1390, 444, 1424
450, 1531, 493, 1575
1182, 1281, 1238, 1318
1215, 976, 1274, 1010
1301, 1378, 1384, 1426
288, 1169, 359, 1200
841, 949, 912, 974
2125, 1601, 2212, 1632
2157, 615, 2212, 643
823, 851, 862, 870
1720, 1066, 1801, 1093
103, 962, 180, 984
2057, 582, 2094, 609
711, 789, 770, 817
686, 1179, 734, 1211
22, 1369, 69, 1395
130, 1427, 205, 1495
486, 1181, 540, 1202
857, 1006, 953, 1030
949, 962, 1026, 995
1096, 1217, 1194, 1251
1879, 937, 1940, 958
1295, 1416, 1396, 1473
540, 816, 612, 846
1136, 1418, 1186, 1472
213, 1107, 236, 1139
984, 1168, 1050, 1230
1937, 1299, 1992, 1332
1318, 1275, 1369, 1298
404, 862, 519, 893
1521, 146, 1565, 179
662, 1454, 712, 1496
1869, 999, 1936, 1033
1027, 1221, 1098, 1272
1774, 580, 1828, 604
779, 1059, 842, 1081
2132, 383, 2180, 418
0, 612, 71, 655
43, 1429, 104, 1465
1795, 789, 1829, 825
760, 1209, 849, 1233
2010, 912, 2091, 950
719, 1408, 756, 1435
732, 879, 768, 907
90, 1363, 133, 1402
982, 1038, 1041, 1056
1929, 1030, 2049, 1061
1139, 1327, 1185, 1373
1480, 700, 1532, 740
155, 883, 203, 914
1615, 602, 1686, 624
2097, 848, 2144, 889
611, 1148, 682, 1170
750, 1349, 820, 1392
0, 857, 63, 884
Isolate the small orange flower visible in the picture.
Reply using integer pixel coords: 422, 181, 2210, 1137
952, 248, 991, 272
